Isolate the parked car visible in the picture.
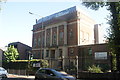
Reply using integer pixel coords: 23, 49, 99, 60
0, 67, 8, 78
35, 68, 76, 80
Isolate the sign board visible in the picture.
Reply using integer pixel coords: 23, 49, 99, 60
33, 63, 41, 67
95, 52, 107, 60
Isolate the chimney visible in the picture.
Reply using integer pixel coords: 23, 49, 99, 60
94, 24, 100, 44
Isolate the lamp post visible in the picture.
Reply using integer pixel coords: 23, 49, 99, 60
29, 12, 44, 59
29, 12, 43, 24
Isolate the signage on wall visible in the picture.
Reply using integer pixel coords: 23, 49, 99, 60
95, 52, 107, 60
33, 63, 41, 67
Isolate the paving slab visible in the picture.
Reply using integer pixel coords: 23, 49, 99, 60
8, 74, 35, 79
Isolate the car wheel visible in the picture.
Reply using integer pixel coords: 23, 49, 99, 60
2, 75, 7, 78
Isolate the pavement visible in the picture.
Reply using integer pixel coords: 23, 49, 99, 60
8, 74, 35, 79
7, 74, 82, 80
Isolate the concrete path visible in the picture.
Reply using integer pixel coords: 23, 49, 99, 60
8, 74, 35, 79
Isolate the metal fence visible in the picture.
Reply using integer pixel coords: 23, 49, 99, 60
45, 56, 111, 78
6, 57, 111, 78
7, 69, 27, 75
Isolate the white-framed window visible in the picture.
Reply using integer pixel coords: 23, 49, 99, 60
80, 30, 84, 40
59, 31, 64, 42
84, 32, 89, 41
69, 29, 73, 38
86, 33, 89, 41
52, 32, 57, 45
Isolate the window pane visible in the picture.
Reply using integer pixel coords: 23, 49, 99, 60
60, 32, 63, 41
46, 50, 49, 57
69, 29, 73, 38
52, 32, 57, 45
34, 38, 37, 47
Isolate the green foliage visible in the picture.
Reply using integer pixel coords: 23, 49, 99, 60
109, 52, 117, 71
106, 2, 120, 71
82, 2, 120, 71
95, 63, 110, 72
88, 65, 103, 73
40, 60, 49, 68
11, 60, 29, 62
0, 0, 7, 2
0, 0, 7, 11
82, 2, 106, 10
3, 59, 49, 70
11, 59, 49, 68
112, 54, 117, 70
4, 45, 19, 62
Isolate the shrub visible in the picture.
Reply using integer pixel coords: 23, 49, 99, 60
88, 65, 103, 73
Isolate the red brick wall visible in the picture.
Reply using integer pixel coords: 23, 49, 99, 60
33, 23, 44, 32
32, 50, 41, 59
67, 21, 78, 46
78, 44, 110, 71
68, 47, 78, 57
11, 42, 32, 60
32, 32, 39, 48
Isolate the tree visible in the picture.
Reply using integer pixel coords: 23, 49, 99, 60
82, 2, 120, 71
4, 45, 19, 62
0, 0, 7, 11
0, 0, 1, 11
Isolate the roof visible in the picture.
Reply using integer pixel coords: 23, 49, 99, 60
33, 6, 78, 31
36, 6, 77, 24
8, 42, 31, 48
33, 6, 95, 31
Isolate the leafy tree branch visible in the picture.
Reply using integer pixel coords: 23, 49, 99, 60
4, 45, 19, 62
